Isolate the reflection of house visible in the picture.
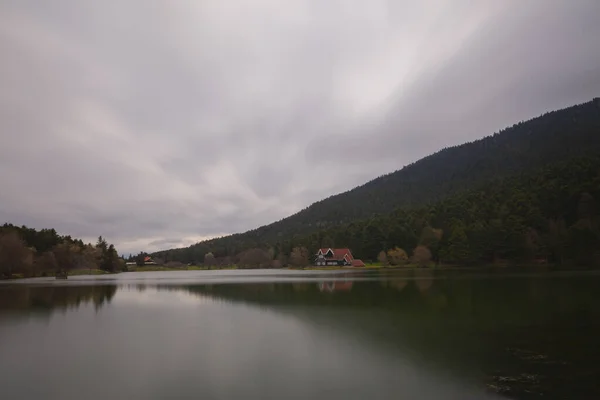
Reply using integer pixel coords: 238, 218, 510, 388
318, 281, 354, 292
351, 259, 365, 267
314, 248, 364, 267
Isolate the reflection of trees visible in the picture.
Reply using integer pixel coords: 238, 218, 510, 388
413, 269, 433, 293
387, 279, 408, 291
152, 272, 600, 332
163, 273, 600, 355
166, 273, 600, 398
0, 285, 117, 314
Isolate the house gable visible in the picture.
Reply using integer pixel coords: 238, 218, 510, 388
317, 248, 335, 257
314, 248, 356, 266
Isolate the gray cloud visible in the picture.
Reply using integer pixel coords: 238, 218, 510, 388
1, 0, 599, 254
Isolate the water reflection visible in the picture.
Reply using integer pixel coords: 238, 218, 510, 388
318, 281, 353, 292
165, 273, 600, 399
0, 284, 117, 315
1, 271, 599, 399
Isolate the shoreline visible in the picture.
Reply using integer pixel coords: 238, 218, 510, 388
2, 262, 598, 280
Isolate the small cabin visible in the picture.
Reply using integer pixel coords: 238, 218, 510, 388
314, 248, 364, 267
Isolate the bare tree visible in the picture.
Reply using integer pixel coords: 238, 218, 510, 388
377, 251, 388, 266
413, 245, 432, 268
419, 227, 443, 258
37, 251, 58, 274
81, 244, 100, 271
0, 232, 33, 277
238, 248, 272, 269
52, 242, 80, 274
165, 261, 185, 268
387, 247, 408, 266
221, 256, 232, 267
204, 252, 216, 269
289, 247, 309, 267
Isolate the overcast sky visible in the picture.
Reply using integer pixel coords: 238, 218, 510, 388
1, 0, 599, 255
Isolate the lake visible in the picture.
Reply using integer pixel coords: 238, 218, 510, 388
1, 269, 599, 399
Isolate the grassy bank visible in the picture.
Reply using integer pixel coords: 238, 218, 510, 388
3, 263, 587, 280
127, 265, 238, 272
69, 269, 111, 276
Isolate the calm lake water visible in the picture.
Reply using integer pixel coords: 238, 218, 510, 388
1, 269, 599, 399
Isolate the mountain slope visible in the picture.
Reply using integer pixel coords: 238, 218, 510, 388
264, 98, 600, 234
154, 98, 600, 263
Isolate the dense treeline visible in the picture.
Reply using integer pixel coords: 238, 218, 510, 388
155, 154, 600, 268
0, 224, 124, 278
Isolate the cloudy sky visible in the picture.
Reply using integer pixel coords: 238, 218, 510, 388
1, 0, 599, 255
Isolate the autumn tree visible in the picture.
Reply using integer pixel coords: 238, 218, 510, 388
81, 244, 100, 270
419, 226, 443, 260
387, 247, 408, 266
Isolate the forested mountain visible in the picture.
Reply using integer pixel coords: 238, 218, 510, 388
259, 98, 600, 235
154, 98, 600, 266
0, 224, 124, 277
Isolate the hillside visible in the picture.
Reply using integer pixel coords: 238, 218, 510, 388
259, 98, 600, 235
154, 98, 600, 265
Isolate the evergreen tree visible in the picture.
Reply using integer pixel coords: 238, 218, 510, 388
440, 224, 471, 264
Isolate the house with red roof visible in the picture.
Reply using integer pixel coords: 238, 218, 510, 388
143, 256, 156, 265
314, 248, 364, 267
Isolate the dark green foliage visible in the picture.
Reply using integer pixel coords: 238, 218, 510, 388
135, 252, 148, 266
0, 225, 121, 277
440, 223, 471, 264
154, 99, 600, 267
101, 244, 121, 273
